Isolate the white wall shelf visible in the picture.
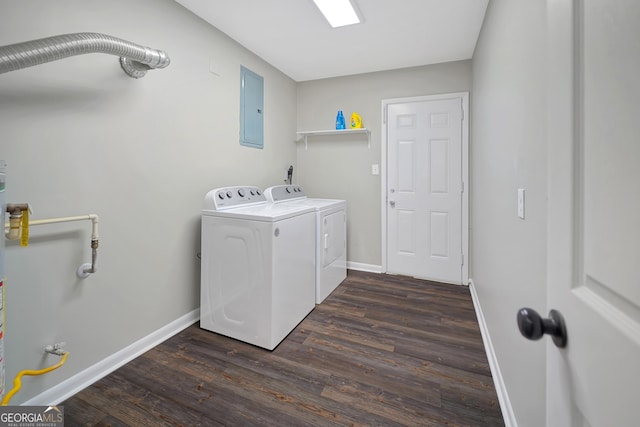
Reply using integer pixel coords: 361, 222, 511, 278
296, 128, 371, 150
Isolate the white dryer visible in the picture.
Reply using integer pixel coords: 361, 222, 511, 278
200, 186, 316, 350
264, 185, 347, 304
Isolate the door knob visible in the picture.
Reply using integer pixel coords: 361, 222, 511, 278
517, 307, 567, 348
389, 200, 396, 208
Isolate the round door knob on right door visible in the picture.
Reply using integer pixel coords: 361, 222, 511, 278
517, 307, 568, 348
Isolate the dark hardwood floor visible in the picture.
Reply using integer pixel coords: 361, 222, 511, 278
63, 270, 504, 426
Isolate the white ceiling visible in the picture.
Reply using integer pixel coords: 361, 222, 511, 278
175, 0, 489, 82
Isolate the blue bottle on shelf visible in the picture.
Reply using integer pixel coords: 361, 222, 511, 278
336, 110, 346, 130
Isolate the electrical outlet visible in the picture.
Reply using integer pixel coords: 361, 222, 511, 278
517, 188, 525, 219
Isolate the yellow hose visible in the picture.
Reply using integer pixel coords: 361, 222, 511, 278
1, 352, 69, 406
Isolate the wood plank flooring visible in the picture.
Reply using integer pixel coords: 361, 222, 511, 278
63, 270, 504, 426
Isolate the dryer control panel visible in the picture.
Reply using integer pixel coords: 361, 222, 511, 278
203, 186, 266, 210
264, 185, 306, 203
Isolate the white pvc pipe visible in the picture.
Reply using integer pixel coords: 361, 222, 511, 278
4, 214, 100, 278
25, 214, 99, 240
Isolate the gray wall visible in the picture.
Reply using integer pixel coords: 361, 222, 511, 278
296, 62, 471, 267
0, 0, 297, 403
470, 0, 547, 425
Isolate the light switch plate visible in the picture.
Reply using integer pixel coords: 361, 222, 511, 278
517, 188, 525, 219
371, 164, 380, 175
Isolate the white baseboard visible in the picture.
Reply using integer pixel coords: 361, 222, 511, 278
347, 261, 383, 273
24, 309, 200, 406
468, 279, 517, 427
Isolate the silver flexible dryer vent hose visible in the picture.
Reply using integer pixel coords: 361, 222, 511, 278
0, 32, 170, 78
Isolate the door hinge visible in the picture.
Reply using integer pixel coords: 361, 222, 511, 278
461, 254, 465, 266
461, 181, 465, 193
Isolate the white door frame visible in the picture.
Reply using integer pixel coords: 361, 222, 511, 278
381, 93, 469, 283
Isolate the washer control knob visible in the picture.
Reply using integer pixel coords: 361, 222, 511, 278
238, 189, 246, 197
218, 193, 225, 200
256, 190, 262, 195
250, 190, 256, 196
286, 187, 291, 193
226, 191, 233, 198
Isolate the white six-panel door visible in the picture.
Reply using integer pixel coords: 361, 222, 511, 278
547, 0, 640, 425
385, 95, 466, 284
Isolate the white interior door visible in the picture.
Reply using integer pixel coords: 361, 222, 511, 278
546, 0, 640, 425
385, 94, 467, 284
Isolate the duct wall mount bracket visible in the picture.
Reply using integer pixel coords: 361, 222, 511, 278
120, 57, 150, 79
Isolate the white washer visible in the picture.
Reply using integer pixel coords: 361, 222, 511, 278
200, 186, 316, 350
264, 185, 347, 304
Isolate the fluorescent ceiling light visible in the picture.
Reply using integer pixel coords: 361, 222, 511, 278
313, 0, 361, 28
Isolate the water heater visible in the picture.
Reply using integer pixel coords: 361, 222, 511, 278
0, 161, 5, 397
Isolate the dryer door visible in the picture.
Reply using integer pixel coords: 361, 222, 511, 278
322, 210, 346, 267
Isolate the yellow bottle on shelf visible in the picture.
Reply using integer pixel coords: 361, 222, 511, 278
350, 112, 362, 129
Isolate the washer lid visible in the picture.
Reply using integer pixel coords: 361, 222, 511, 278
203, 201, 315, 222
